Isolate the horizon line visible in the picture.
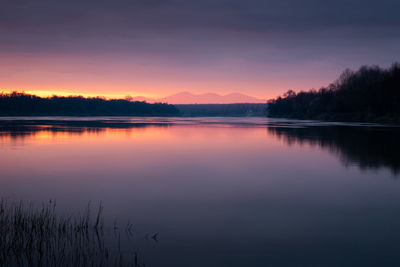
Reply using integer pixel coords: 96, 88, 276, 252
1, 90, 269, 104
1, 90, 269, 105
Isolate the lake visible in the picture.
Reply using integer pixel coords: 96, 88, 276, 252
1, 117, 400, 267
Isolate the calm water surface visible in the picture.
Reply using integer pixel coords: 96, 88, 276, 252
1, 117, 400, 267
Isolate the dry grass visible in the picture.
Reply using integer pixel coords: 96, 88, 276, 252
0, 200, 146, 267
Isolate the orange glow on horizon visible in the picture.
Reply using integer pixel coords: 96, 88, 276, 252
0, 52, 317, 101
0, 89, 160, 100
0, 89, 273, 102
0, 52, 336, 102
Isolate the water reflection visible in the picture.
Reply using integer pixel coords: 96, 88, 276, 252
1, 117, 400, 266
1, 117, 398, 175
0, 118, 171, 138
268, 125, 400, 175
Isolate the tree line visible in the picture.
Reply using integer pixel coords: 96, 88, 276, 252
267, 63, 400, 122
176, 103, 267, 117
0, 92, 180, 116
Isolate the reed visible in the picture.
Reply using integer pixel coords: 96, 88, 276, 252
0, 199, 145, 267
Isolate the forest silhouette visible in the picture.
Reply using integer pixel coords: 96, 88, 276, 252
0, 92, 179, 116
267, 63, 400, 122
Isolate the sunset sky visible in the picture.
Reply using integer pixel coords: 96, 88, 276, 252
1, 0, 399, 100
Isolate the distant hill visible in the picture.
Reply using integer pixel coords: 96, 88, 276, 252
128, 92, 266, 104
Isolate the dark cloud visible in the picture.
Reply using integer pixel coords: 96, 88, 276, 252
0, 0, 399, 88
2, 0, 399, 39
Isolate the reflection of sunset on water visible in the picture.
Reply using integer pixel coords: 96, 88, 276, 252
1, 118, 399, 176
0, 118, 399, 266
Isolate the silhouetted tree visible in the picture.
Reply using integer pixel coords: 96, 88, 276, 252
267, 63, 400, 122
0, 92, 180, 116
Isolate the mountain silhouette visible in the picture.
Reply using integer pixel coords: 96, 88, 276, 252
128, 92, 265, 104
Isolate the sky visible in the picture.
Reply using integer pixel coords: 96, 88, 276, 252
1, 0, 399, 100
